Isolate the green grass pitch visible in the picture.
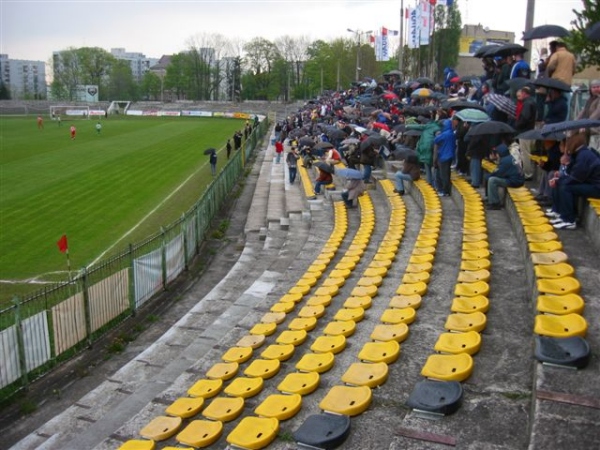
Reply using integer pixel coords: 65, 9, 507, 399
0, 115, 244, 300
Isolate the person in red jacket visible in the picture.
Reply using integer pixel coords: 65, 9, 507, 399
275, 140, 284, 163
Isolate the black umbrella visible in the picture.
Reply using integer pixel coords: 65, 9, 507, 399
486, 93, 517, 118
466, 121, 516, 137
473, 44, 501, 58
516, 129, 566, 141
203, 147, 217, 155
508, 78, 535, 91
459, 75, 479, 83
540, 119, 600, 136
585, 22, 600, 40
315, 161, 335, 174
484, 43, 528, 58
386, 69, 403, 76
299, 136, 315, 147
326, 128, 347, 140
314, 141, 334, 150
393, 124, 406, 133
404, 129, 423, 137
441, 100, 486, 112
533, 78, 572, 92
522, 24, 569, 41
415, 77, 434, 86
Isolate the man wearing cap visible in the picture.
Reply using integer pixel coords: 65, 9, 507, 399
546, 41, 576, 86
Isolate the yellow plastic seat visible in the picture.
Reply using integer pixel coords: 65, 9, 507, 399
222, 346, 253, 364
296, 352, 335, 373
462, 249, 491, 260
336, 260, 357, 271
166, 397, 205, 418
244, 358, 281, 379
307, 263, 327, 274
363, 266, 389, 278
226, 416, 279, 450
176, 420, 223, 448
350, 285, 378, 298
537, 277, 581, 295
524, 223, 554, 234
396, 282, 428, 296
255, 393, 302, 420
188, 378, 223, 398
315, 285, 340, 297
370, 323, 409, 342
526, 231, 560, 243
322, 277, 346, 288
445, 312, 487, 333
140, 416, 182, 441
342, 362, 389, 388
235, 334, 266, 349
536, 294, 585, 315
520, 216, 549, 226
454, 281, 490, 297
369, 259, 393, 269
409, 253, 435, 264
402, 272, 431, 284
306, 295, 332, 307
298, 305, 326, 318
457, 269, 491, 283
421, 353, 474, 382
462, 232, 488, 242
451, 295, 490, 313
224, 376, 264, 398
260, 343, 296, 361
297, 275, 318, 288
288, 317, 318, 331
518, 209, 545, 219
279, 292, 303, 303
278, 371, 320, 395
276, 329, 308, 346
345, 249, 365, 257
534, 313, 588, 338
206, 362, 238, 381
270, 301, 295, 313
118, 441, 155, 450
434, 331, 482, 355
259, 311, 287, 324
319, 385, 372, 416
358, 340, 401, 364
534, 263, 575, 279
311, 334, 347, 354
250, 322, 277, 336
412, 246, 436, 255
201, 396, 245, 422
344, 296, 372, 309
529, 241, 563, 253
374, 252, 396, 262
460, 259, 491, 271
462, 241, 490, 251
406, 262, 433, 273
323, 320, 356, 337
329, 268, 352, 279
389, 294, 422, 310
357, 276, 383, 287
380, 307, 416, 325
288, 284, 312, 296
462, 226, 487, 235
530, 251, 569, 265
334, 307, 365, 322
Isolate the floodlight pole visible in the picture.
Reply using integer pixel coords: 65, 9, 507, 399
348, 28, 372, 82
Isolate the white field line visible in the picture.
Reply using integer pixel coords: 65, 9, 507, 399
88, 159, 210, 267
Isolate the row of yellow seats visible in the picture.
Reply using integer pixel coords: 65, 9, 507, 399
298, 157, 317, 199
507, 187, 588, 339
118, 203, 352, 449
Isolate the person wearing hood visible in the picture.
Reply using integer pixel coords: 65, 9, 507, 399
433, 119, 457, 196
485, 137, 525, 209
405, 119, 441, 186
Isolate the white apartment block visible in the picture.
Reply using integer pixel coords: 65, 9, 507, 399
110, 48, 159, 82
0, 54, 47, 99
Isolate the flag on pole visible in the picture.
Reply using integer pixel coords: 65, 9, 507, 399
57, 234, 68, 253
437, 0, 453, 6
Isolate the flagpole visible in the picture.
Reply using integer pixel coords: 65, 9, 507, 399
399, 0, 404, 73
66, 249, 72, 281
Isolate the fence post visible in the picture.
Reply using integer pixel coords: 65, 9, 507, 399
80, 267, 93, 346
182, 213, 189, 271
12, 296, 29, 387
128, 243, 136, 315
161, 227, 167, 290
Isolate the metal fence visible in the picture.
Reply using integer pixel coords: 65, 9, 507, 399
0, 118, 268, 402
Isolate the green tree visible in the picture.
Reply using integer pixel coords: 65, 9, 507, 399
140, 71, 162, 101
565, 0, 600, 70
429, 2, 462, 83
243, 38, 281, 100
106, 59, 137, 100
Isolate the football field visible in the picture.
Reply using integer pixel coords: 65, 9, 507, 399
0, 115, 244, 300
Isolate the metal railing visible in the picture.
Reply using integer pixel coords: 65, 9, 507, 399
0, 118, 268, 402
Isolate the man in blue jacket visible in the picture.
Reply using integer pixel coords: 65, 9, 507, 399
485, 139, 525, 209
433, 119, 457, 196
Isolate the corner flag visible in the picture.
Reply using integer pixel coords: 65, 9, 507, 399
57, 234, 68, 253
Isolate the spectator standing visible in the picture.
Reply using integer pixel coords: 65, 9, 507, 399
286, 147, 299, 184
226, 139, 232, 159
433, 119, 457, 196
546, 41, 576, 86
576, 79, 600, 150
514, 87, 537, 180
274, 140, 284, 163
510, 51, 531, 79
209, 150, 217, 176
405, 120, 441, 186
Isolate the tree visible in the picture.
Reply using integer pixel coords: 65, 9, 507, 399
140, 71, 162, 101
106, 59, 137, 100
566, 0, 600, 70
243, 38, 281, 100
432, 2, 462, 83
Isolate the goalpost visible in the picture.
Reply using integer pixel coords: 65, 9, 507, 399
49, 105, 90, 119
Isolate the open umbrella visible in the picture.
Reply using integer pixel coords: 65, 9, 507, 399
466, 121, 516, 137
540, 119, 600, 135
486, 93, 517, 118
585, 22, 600, 40
299, 136, 315, 147
393, 124, 406, 133
204, 147, 217, 155
381, 91, 399, 100
454, 108, 490, 123
508, 77, 535, 91
314, 141, 334, 150
341, 137, 361, 145
450, 76, 461, 84
522, 24, 569, 41
415, 77, 434, 86
441, 100, 486, 112
533, 78, 572, 92
484, 43, 528, 58
516, 129, 566, 141
386, 69, 403, 76
473, 44, 501, 58
411, 88, 434, 98
404, 129, 423, 137
314, 161, 335, 174
335, 168, 363, 179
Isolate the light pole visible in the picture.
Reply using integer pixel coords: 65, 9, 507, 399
347, 28, 372, 82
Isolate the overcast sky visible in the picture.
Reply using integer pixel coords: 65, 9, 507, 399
1, 0, 582, 63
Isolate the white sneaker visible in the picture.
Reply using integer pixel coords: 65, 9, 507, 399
549, 217, 564, 224
545, 211, 560, 219
553, 221, 576, 230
